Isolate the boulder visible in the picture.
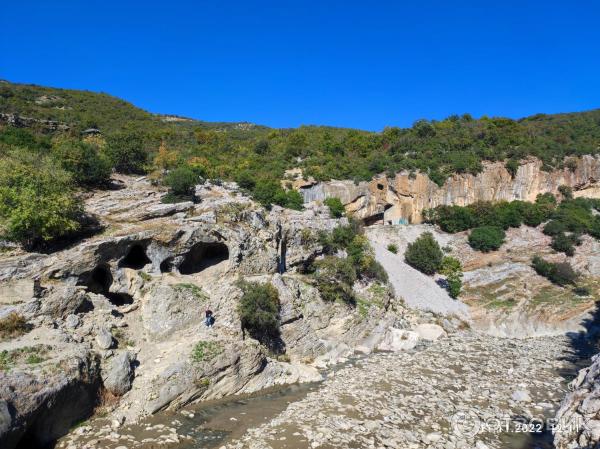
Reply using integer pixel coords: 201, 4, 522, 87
102, 352, 135, 396
39, 286, 91, 318
377, 328, 419, 352
414, 323, 446, 341
95, 327, 114, 350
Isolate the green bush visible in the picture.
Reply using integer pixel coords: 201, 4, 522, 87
531, 255, 578, 286
105, 132, 149, 174
164, 165, 197, 197
405, 232, 443, 275
51, 139, 111, 186
324, 197, 345, 218
387, 243, 398, 254
313, 256, 357, 304
550, 232, 579, 256
440, 256, 463, 298
468, 226, 505, 252
237, 281, 280, 343
251, 178, 303, 210
0, 150, 83, 248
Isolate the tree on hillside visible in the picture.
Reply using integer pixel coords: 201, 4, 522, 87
0, 150, 82, 248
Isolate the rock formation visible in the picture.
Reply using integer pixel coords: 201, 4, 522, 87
0, 176, 418, 449
301, 156, 600, 224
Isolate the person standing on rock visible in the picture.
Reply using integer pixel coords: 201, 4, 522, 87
205, 308, 214, 327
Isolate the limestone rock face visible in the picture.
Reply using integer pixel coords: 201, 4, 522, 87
0, 175, 415, 449
301, 156, 600, 223
0, 348, 100, 449
141, 284, 206, 337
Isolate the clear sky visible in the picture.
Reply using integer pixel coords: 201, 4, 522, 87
1, 1, 599, 130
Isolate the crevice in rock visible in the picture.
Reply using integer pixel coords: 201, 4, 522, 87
178, 242, 229, 275
118, 244, 151, 270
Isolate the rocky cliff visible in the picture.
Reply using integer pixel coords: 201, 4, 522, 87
0, 175, 429, 449
301, 156, 600, 224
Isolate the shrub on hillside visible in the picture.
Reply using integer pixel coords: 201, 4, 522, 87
404, 232, 443, 275
105, 132, 149, 174
237, 281, 280, 344
164, 165, 197, 198
0, 150, 83, 249
324, 197, 345, 218
52, 139, 112, 186
468, 226, 505, 252
252, 178, 303, 210
550, 232, 580, 256
387, 243, 398, 254
313, 256, 357, 304
531, 255, 578, 286
439, 256, 463, 298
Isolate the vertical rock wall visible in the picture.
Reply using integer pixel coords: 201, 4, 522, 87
300, 156, 600, 224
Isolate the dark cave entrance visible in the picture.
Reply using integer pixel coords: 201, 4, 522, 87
119, 244, 151, 269
363, 212, 384, 226
80, 265, 133, 306
179, 242, 229, 275
160, 257, 174, 273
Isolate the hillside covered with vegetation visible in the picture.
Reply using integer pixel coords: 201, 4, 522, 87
1, 79, 600, 249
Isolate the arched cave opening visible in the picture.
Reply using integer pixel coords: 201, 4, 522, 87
119, 244, 151, 270
80, 265, 133, 306
179, 242, 229, 275
87, 265, 112, 294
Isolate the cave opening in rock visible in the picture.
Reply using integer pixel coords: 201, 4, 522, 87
119, 244, 151, 269
160, 257, 174, 273
363, 212, 384, 226
87, 265, 112, 294
179, 242, 229, 275
80, 265, 133, 306
104, 292, 134, 306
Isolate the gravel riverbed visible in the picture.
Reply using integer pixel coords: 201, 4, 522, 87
223, 333, 575, 449
58, 332, 578, 449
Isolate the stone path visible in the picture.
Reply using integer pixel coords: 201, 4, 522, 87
223, 333, 574, 449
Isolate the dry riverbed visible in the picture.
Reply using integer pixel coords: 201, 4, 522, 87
57, 332, 579, 449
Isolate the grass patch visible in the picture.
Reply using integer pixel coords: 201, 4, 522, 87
174, 283, 207, 301
0, 345, 50, 371
0, 313, 31, 341
139, 271, 152, 282
191, 341, 223, 363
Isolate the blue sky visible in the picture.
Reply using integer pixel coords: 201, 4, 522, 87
1, 1, 599, 130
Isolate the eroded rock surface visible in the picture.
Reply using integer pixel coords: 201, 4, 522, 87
302, 156, 600, 224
